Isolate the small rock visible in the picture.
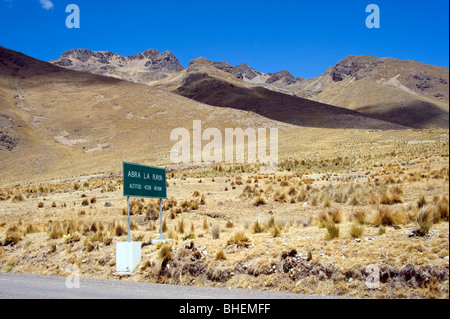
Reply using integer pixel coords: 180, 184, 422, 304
104, 202, 112, 207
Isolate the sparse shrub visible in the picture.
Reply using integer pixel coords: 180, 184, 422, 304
81, 199, 89, 206
323, 198, 332, 208
317, 211, 329, 228
2, 231, 22, 245
253, 196, 267, 206
177, 218, 185, 234
225, 220, 234, 228
369, 206, 406, 226
413, 206, 435, 236
162, 216, 167, 233
158, 244, 172, 267
84, 238, 95, 252
379, 191, 403, 205
48, 225, 64, 239
182, 233, 195, 240
350, 210, 366, 224
202, 217, 209, 231
3, 260, 15, 273
266, 216, 276, 229
211, 224, 220, 239
417, 195, 427, 208
377, 226, 386, 236
270, 225, 281, 237
327, 208, 343, 224
227, 231, 250, 247
349, 224, 365, 238
318, 208, 343, 227
252, 219, 264, 234
51, 201, 57, 208
435, 197, 449, 222
38, 202, 44, 208
215, 249, 226, 260
325, 223, 339, 240
112, 222, 127, 237
273, 191, 288, 202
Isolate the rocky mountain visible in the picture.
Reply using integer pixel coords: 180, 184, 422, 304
296, 55, 449, 102
292, 55, 449, 128
51, 50, 306, 90
50, 49, 449, 129
50, 48, 184, 84
186, 57, 305, 89
2, 46, 407, 185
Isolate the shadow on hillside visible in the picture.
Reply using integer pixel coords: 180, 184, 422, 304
175, 73, 406, 130
356, 101, 449, 129
0, 46, 121, 87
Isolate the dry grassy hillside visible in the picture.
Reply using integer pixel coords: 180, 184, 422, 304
0, 47, 288, 186
170, 59, 406, 130
295, 56, 449, 129
50, 50, 449, 130
1, 47, 415, 186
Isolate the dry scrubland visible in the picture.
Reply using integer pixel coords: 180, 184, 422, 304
0, 132, 449, 299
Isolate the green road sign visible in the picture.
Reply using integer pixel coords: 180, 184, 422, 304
123, 162, 167, 199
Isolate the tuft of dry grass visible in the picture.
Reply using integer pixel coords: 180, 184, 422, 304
379, 191, 403, 205
349, 224, 365, 238
253, 196, 267, 206
317, 208, 343, 227
158, 244, 172, 262
369, 206, 407, 227
227, 231, 250, 247
349, 209, 367, 224
325, 223, 339, 240
252, 219, 264, 234
435, 197, 449, 222
215, 249, 226, 260
177, 218, 185, 234
417, 195, 427, 208
211, 224, 220, 239
413, 206, 435, 236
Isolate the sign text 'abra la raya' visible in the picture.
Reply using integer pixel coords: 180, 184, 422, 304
127, 171, 163, 181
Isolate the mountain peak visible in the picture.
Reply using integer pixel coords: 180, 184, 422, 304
51, 48, 184, 83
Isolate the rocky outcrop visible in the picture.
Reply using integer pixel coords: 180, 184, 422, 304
266, 70, 297, 85
50, 48, 184, 83
0, 131, 18, 151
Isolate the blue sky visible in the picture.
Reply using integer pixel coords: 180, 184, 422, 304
0, 0, 448, 78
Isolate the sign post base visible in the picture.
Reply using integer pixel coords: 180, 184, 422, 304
116, 241, 141, 274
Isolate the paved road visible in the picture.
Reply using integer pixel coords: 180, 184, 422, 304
0, 273, 332, 299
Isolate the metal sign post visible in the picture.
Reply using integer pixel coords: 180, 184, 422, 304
158, 198, 165, 240
126, 196, 131, 242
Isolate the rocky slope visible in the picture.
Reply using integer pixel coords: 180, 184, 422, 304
292, 55, 449, 128
51, 49, 449, 129
50, 48, 184, 84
